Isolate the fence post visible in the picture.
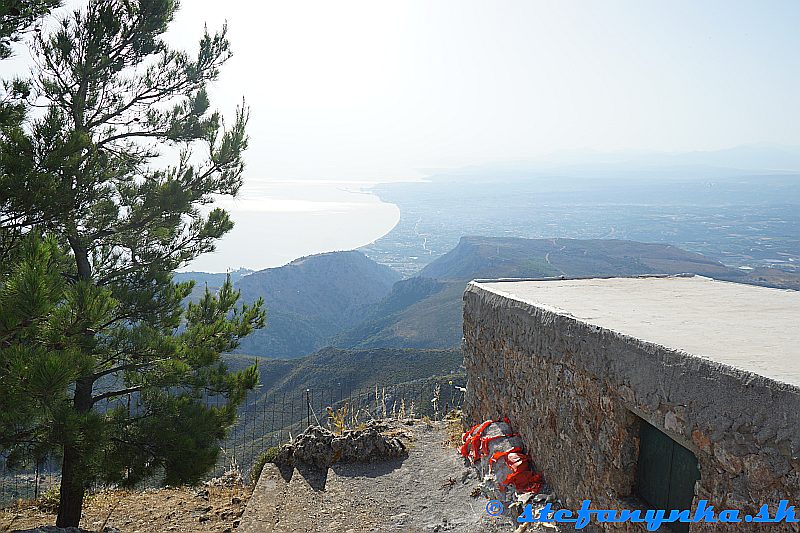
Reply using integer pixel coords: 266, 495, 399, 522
306, 389, 311, 428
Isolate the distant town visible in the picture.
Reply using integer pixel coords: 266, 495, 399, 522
361, 173, 800, 277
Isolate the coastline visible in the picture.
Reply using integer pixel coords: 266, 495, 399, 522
181, 179, 411, 273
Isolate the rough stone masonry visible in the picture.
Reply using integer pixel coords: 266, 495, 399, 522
462, 275, 800, 532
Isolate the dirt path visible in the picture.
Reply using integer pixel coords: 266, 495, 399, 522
241, 421, 516, 532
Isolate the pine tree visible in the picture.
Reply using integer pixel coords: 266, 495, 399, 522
0, 1, 265, 526
0, 0, 61, 256
0, 0, 62, 60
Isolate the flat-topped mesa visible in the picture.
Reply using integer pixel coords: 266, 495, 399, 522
463, 275, 800, 533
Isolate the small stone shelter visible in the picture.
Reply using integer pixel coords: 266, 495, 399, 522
463, 275, 800, 532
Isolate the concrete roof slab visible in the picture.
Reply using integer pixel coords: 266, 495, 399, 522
473, 276, 800, 387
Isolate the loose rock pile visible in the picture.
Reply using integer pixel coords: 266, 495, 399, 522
274, 422, 408, 469
203, 465, 244, 488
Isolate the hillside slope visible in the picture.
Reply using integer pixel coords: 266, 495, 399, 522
334, 280, 465, 350
225, 346, 463, 401
231, 251, 401, 358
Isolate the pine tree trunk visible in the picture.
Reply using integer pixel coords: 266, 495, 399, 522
56, 375, 93, 528
56, 443, 85, 528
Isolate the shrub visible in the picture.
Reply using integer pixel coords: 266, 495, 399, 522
250, 447, 280, 483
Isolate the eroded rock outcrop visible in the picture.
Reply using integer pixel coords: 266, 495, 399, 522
274, 422, 408, 469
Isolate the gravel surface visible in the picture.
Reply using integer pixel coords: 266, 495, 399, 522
322, 421, 516, 532
242, 420, 519, 532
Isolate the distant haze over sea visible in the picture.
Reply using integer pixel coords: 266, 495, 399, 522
184, 179, 404, 272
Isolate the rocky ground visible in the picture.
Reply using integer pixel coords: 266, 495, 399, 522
0, 479, 250, 532
2, 417, 579, 532
242, 418, 528, 532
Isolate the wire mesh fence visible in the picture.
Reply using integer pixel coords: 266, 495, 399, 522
0, 456, 61, 508
1, 374, 465, 506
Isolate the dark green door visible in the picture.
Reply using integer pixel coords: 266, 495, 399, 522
636, 419, 701, 532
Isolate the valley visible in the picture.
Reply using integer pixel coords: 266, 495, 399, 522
179, 235, 800, 369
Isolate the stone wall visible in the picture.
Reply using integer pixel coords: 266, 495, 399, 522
462, 282, 800, 532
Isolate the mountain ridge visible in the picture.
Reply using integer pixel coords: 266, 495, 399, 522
334, 236, 800, 351
180, 237, 799, 359
178, 250, 402, 358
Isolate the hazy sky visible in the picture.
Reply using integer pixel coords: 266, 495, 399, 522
6, 0, 799, 182
165, 0, 800, 181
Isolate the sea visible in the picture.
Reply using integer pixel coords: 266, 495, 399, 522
183, 179, 404, 273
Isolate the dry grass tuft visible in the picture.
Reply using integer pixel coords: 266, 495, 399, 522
443, 409, 465, 448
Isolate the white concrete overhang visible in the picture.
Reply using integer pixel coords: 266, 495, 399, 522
469, 275, 800, 388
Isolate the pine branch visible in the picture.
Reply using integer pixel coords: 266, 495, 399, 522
92, 386, 144, 405
92, 358, 168, 381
